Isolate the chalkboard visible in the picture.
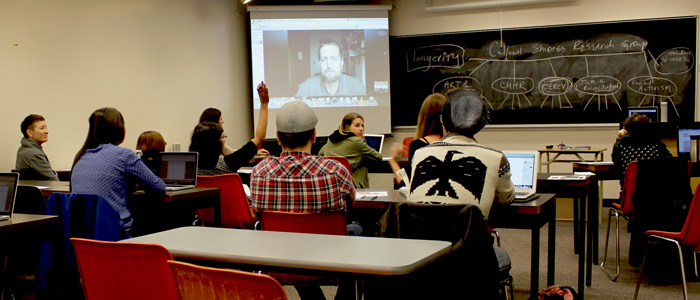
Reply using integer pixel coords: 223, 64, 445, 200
389, 16, 697, 126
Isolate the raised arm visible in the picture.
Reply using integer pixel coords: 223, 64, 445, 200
252, 82, 269, 148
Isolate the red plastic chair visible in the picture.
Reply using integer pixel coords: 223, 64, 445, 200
168, 260, 288, 300
599, 160, 638, 281
402, 137, 415, 158
634, 183, 700, 300
327, 156, 352, 175
196, 174, 257, 229
70, 237, 179, 300
259, 211, 348, 285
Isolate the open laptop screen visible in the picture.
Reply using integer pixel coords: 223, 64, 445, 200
159, 153, 198, 185
363, 134, 384, 153
0, 173, 19, 218
504, 153, 537, 189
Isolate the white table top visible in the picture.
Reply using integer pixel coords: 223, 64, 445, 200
126, 227, 452, 276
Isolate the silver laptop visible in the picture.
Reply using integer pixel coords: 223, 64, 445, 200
0, 172, 20, 221
503, 151, 539, 201
363, 134, 385, 153
159, 152, 198, 191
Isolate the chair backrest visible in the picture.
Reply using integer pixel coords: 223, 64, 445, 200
38, 193, 124, 294
402, 137, 414, 158
195, 174, 257, 228
259, 211, 347, 285
259, 211, 348, 236
619, 160, 639, 215
15, 185, 47, 214
632, 157, 693, 233
327, 156, 352, 175
70, 238, 180, 300
677, 184, 700, 251
168, 260, 287, 300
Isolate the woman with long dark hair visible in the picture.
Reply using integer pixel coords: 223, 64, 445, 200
190, 82, 270, 175
71, 107, 165, 236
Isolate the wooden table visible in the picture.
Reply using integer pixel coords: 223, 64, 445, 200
19, 180, 222, 227
537, 173, 598, 299
491, 194, 557, 300
126, 227, 452, 276
538, 148, 607, 172
1, 214, 60, 300
354, 190, 557, 300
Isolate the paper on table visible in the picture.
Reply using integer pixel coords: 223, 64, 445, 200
547, 175, 587, 180
355, 191, 388, 200
35, 186, 49, 189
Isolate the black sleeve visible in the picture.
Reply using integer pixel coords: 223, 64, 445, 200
407, 138, 429, 162
223, 141, 258, 172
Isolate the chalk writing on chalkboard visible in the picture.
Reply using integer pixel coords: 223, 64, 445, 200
390, 17, 697, 125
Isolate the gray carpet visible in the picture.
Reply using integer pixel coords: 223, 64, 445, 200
283, 213, 700, 299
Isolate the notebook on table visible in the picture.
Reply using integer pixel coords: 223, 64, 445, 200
0, 172, 20, 221
363, 134, 385, 153
159, 152, 198, 191
503, 151, 539, 202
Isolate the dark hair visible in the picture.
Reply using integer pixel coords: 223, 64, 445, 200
441, 89, 488, 138
415, 94, 446, 139
318, 40, 342, 59
338, 112, 363, 135
278, 129, 315, 149
73, 108, 126, 166
623, 113, 651, 133
21, 114, 45, 138
136, 131, 166, 152
189, 122, 224, 169
199, 108, 222, 124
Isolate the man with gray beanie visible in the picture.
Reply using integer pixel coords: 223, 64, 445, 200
250, 100, 358, 300
407, 89, 514, 219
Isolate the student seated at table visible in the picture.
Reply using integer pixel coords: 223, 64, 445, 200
71, 107, 166, 237
189, 82, 270, 175
612, 112, 671, 183
407, 88, 514, 220
135, 130, 166, 174
250, 101, 358, 300
318, 112, 382, 189
199, 106, 269, 157
15, 114, 59, 180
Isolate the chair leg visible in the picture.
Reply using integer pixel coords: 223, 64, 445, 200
634, 236, 689, 300
633, 237, 652, 300
694, 252, 698, 280
599, 209, 621, 281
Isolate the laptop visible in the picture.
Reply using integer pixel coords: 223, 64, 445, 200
158, 152, 198, 191
363, 134, 385, 153
503, 151, 539, 201
0, 172, 20, 221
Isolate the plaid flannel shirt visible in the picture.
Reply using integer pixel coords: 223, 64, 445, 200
250, 151, 355, 213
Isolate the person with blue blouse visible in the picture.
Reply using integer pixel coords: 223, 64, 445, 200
71, 107, 166, 237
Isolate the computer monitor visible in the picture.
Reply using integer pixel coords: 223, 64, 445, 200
628, 106, 658, 122
677, 123, 700, 157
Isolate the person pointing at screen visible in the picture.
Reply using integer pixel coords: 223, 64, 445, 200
295, 40, 365, 97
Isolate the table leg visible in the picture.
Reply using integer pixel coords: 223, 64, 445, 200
531, 228, 540, 300
587, 177, 599, 286
547, 202, 556, 286
573, 196, 579, 254
578, 191, 586, 299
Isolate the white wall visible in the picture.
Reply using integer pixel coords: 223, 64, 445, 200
0, 0, 250, 172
